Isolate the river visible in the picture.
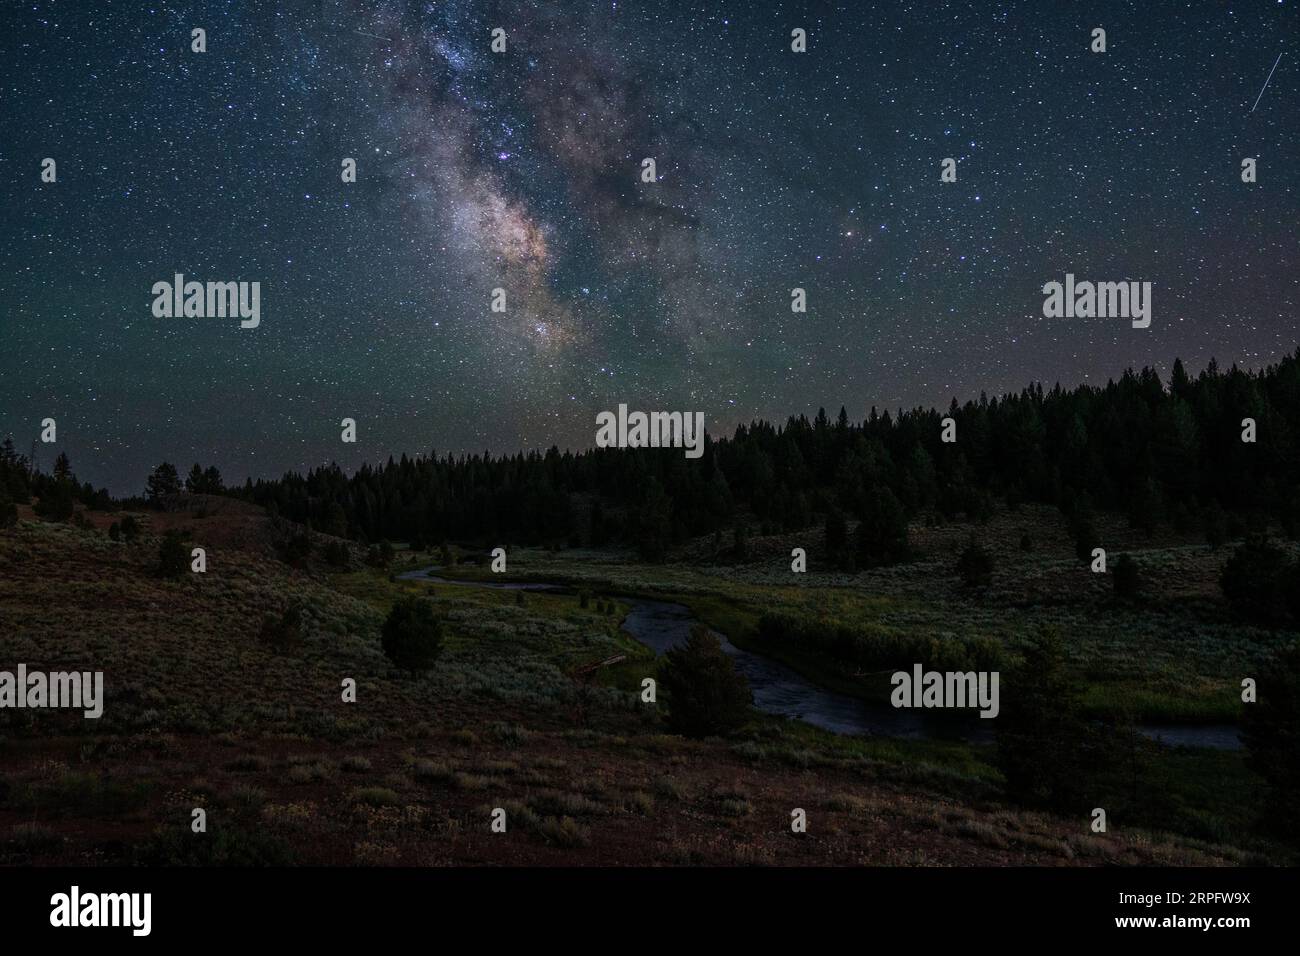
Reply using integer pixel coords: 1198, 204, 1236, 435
397, 567, 1241, 750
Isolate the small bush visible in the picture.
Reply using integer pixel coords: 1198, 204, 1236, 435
287, 764, 326, 785
158, 529, 191, 578
536, 815, 589, 847
756, 612, 1001, 674
488, 722, 530, 746
718, 797, 752, 818
381, 596, 444, 672
33, 483, 75, 522
824, 509, 848, 559
1069, 513, 1099, 564
1220, 536, 1294, 625
0, 491, 18, 529
366, 539, 395, 567
625, 791, 655, 815
260, 603, 305, 655
1112, 553, 1142, 600
653, 776, 684, 801
228, 784, 267, 809
1203, 503, 1228, 550
452, 772, 489, 790
279, 532, 313, 566
826, 793, 871, 813
955, 536, 994, 588
119, 514, 141, 542
350, 787, 401, 808
411, 759, 451, 782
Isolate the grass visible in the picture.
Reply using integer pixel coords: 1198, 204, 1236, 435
474, 508, 1292, 725
1, 511, 1294, 866
2, 768, 153, 819
350, 787, 402, 808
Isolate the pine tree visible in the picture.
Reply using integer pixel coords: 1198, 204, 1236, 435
145, 462, 182, 504
1242, 643, 1300, 842
996, 630, 1099, 811
855, 486, 910, 567
660, 625, 751, 738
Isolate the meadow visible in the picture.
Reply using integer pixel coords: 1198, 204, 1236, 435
0, 500, 1293, 866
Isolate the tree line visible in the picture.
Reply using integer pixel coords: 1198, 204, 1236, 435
0, 440, 113, 526
8, 352, 1300, 558
211, 352, 1300, 558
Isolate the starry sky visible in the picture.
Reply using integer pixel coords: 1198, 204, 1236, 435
1, 0, 1296, 495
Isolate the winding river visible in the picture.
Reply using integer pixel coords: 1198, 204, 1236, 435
398, 567, 1241, 751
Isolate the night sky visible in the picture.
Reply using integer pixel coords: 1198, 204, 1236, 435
1, 0, 1296, 495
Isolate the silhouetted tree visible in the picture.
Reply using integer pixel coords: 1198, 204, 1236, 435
1242, 643, 1300, 842
660, 625, 752, 738
855, 487, 910, 567
145, 462, 182, 505
1220, 536, 1294, 626
206, 352, 1300, 558
996, 630, 1100, 811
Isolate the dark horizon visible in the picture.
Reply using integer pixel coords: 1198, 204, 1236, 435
8, 350, 1295, 499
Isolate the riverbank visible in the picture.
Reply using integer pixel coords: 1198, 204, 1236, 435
398, 562, 1242, 751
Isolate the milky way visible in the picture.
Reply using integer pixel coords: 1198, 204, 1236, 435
0, 0, 1295, 494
